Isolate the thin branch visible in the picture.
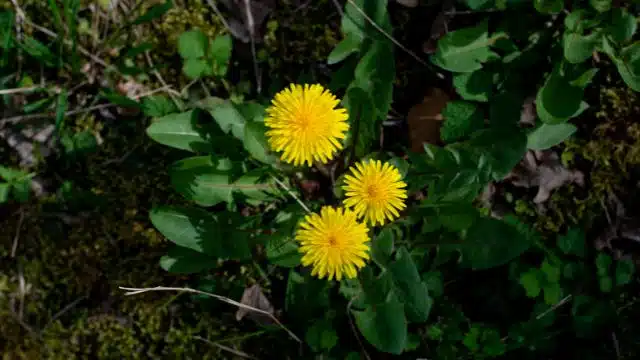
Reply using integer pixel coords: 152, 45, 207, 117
243, 0, 262, 93
0, 87, 41, 95
535, 294, 573, 320
119, 286, 301, 343
144, 52, 183, 109
270, 175, 311, 214
11, 209, 25, 257
44, 295, 87, 329
194, 336, 258, 359
343, 0, 431, 68
205, 0, 234, 35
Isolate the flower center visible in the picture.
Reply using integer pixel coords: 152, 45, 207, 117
326, 234, 339, 247
366, 184, 383, 201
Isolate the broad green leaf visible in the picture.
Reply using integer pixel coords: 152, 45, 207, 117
306, 320, 338, 351
563, 31, 601, 64
343, 86, 378, 157
101, 90, 141, 108
0, 183, 9, 203
615, 259, 635, 286
599, 276, 613, 293
527, 123, 577, 150
285, 270, 331, 318
243, 121, 276, 164
441, 101, 484, 142
353, 40, 395, 118
178, 30, 208, 59
12, 180, 30, 202
182, 58, 207, 79
150, 206, 221, 254
432, 20, 498, 73
519, 269, 541, 298
146, 110, 212, 152
359, 267, 395, 306
372, 228, 394, 267
209, 34, 232, 76
133, 0, 172, 24
607, 8, 637, 43
160, 245, 216, 274
468, 127, 527, 180
169, 156, 233, 206
422, 271, 444, 298
389, 247, 433, 323
328, 34, 360, 65
453, 69, 493, 102
489, 91, 523, 128
203, 98, 246, 140
142, 95, 178, 117
266, 236, 301, 268
541, 259, 561, 283
353, 299, 408, 355
589, 0, 611, 12
0, 165, 28, 181
557, 228, 586, 257
232, 174, 276, 202
612, 43, 640, 91
462, 217, 533, 269
464, 0, 494, 9
536, 66, 588, 124
543, 282, 563, 304
534, 0, 563, 14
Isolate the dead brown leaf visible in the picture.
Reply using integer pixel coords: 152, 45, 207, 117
506, 150, 585, 204
407, 87, 450, 152
235, 284, 275, 325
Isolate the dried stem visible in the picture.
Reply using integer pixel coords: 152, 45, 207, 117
119, 286, 301, 343
271, 175, 311, 214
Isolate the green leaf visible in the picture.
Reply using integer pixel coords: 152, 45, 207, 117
182, 58, 207, 79
169, 156, 233, 206
306, 320, 338, 351
607, 8, 637, 43
520, 269, 541, 298
527, 123, 577, 150
0, 165, 28, 182
599, 276, 613, 293
543, 282, 563, 304
389, 247, 433, 323
441, 101, 484, 142
432, 20, 498, 73
563, 31, 601, 64
328, 34, 360, 65
615, 258, 635, 286
209, 34, 232, 76
534, 0, 563, 14
133, 0, 172, 24
150, 206, 251, 259
20, 37, 55, 66
541, 259, 561, 283
596, 253, 612, 274
160, 245, 216, 274
372, 228, 394, 267
201, 98, 246, 140
0, 183, 9, 203
53, 90, 68, 131
589, 0, 611, 12
557, 228, 586, 257
285, 270, 331, 318
463, 0, 494, 10
422, 271, 444, 298
243, 121, 276, 164
266, 236, 301, 268
353, 299, 408, 355
146, 110, 212, 152
462, 217, 533, 269
178, 30, 208, 59
536, 66, 589, 124
142, 95, 178, 117
343, 86, 378, 157
12, 179, 31, 202
468, 127, 527, 180
453, 69, 493, 102
101, 90, 141, 109
612, 43, 640, 91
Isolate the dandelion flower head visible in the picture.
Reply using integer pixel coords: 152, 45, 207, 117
264, 84, 349, 166
296, 206, 370, 281
343, 160, 408, 226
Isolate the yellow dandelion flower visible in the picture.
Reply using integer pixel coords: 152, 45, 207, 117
296, 206, 370, 281
342, 160, 408, 226
264, 84, 349, 166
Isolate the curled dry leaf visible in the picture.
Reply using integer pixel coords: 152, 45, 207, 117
506, 150, 585, 204
407, 87, 450, 152
235, 284, 275, 325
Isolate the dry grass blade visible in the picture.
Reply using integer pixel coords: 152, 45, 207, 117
119, 286, 301, 343
194, 335, 259, 359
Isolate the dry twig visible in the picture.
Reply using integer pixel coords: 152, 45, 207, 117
119, 286, 301, 343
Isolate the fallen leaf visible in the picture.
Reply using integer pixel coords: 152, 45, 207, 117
235, 284, 275, 325
505, 150, 584, 204
407, 88, 450, 152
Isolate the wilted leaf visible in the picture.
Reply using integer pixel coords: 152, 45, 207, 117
236, 284, 275, 325
407, 88, 450, 152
